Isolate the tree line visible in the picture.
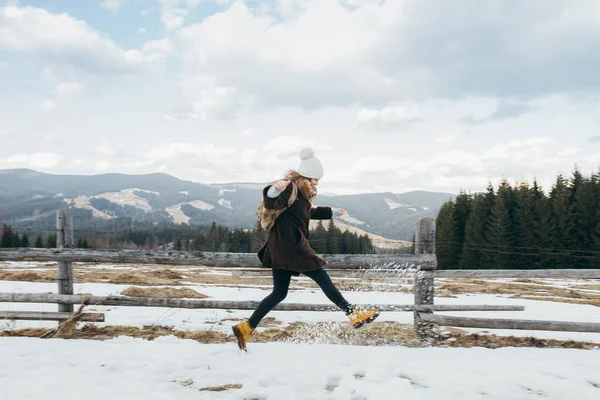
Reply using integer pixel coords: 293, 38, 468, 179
0, 219, 375, 255
435, 167, 600, 270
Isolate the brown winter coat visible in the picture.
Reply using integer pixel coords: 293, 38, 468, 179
257, 182, 332, 274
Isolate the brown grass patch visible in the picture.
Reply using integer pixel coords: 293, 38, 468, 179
438, 332, 600, 350
3, 320, 599, 349
148, 269, 184, 280
121, 286, 208, 299
199, 383, 242, 392
516, 295, 600, 307
511, 278, 547, 285
0, 270, 56, 282
571, 284, 600, 292
108, 272, 181, 286
1, 324, 230, 342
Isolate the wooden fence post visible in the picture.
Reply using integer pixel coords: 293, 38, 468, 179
56, 210, 74, 313
414, 217, 436, 341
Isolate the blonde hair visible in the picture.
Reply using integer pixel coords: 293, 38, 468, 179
282, 169, 317, 201
282, 169, 303, 182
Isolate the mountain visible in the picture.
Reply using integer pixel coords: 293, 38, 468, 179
0, 169, 455, 242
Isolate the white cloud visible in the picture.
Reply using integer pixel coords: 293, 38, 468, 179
94, 160, 111, 170
56, 82, 84, 98
145, 142, 235, 162
99, 0, 125, 13
173, 0, 600, 117
40, 100, 58, 111
159, 0, 201, 30
239, 128, 256, 137
0, 4, 169, 73
175, 74, 240, 120
0, 152, 63, 169
263, 136, 315, 159
0, 127, 8, 137
137, 27, 147, 34
436, 134, 456, 144
0, 60, 7, 72
356, 105, 426, 131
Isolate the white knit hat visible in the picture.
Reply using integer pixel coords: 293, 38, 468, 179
297, 148, 324, 179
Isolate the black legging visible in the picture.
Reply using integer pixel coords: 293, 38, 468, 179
248, 268, 354, 329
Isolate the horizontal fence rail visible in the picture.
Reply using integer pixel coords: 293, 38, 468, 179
0, 248, 437, 270
0, 293, 524, 313
421, 314, 600, 333
0, 311, 105, 322
428, 269, 600, 279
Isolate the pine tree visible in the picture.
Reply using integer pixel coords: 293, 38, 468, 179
174, 238, 182, 250
46, 233, 57, 248
20, 233, 29, 248
460, 191, 492, 269
208, 222, 218, 251
326, 220, 341, 254
435, 201, 459, 269
570, 168, 598, 268
1, 225, 14, 248
34, 235, 44, 248
547, 174, 571, 268
530, 178, 551, 268
310, 221, 327, 254
487, 179, 517, 269
453, 191, 473, 260
512, 181, 536, 269
250, 220, 266, 252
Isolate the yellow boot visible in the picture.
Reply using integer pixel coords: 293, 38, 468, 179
232, 321, 254, 351
349, 306, 380, 329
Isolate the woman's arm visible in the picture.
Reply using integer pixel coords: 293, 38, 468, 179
262, 181, 294, 210
310, 206, 332, 220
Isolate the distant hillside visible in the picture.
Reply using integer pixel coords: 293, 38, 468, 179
0, 169, 455, 242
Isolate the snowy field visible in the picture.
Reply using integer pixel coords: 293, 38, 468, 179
1, 261, 599, 399
2, 336, 600, 399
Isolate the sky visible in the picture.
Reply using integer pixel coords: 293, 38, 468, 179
0, 0, 599, 196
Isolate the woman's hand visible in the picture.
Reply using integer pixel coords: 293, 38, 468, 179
340, 208, 346, 216
274, 179, 291, 190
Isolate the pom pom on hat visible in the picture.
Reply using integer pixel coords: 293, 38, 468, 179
297, 148, 324, 179
300, 148, 314, 160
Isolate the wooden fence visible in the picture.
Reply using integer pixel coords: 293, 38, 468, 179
1, 210, 600, 340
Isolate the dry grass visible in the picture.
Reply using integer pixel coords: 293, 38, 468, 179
571, 284, 600, 291
121, 286, 208, 299
148, 269, 184, 280
108, 272, 179, 286
0, 270, 56, 282
516, 296, 600, 307
439, 332, 600, 350
3, 320, 599, 349
199, 384, 242, 392
1, 324, 230, 342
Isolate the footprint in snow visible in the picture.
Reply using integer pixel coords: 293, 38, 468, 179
325, 375, 342, 392
397, 373, 428, 389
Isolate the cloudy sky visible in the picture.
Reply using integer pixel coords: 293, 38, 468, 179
1, 0, 599, 195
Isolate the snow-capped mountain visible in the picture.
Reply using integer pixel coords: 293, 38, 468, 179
0, 169, 455, 241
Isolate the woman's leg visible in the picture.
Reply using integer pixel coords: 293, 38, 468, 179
247, 268, 293, 329
302, 268, 353, 314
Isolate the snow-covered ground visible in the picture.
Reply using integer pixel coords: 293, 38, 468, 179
1, 279, 600, 343
1, 336, 599, 399
2, 262, 600, 399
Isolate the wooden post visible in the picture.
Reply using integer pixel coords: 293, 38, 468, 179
56, 210, 74, 313
413, 217, 436, 341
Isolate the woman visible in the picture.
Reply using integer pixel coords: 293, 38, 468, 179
232, 148, 379, 351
